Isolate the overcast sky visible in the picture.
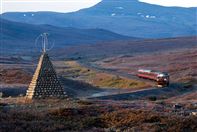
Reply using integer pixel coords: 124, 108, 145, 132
1, 0, 197, 14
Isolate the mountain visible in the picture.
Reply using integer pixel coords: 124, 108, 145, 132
2, 0, 197, 38
0, 18, 132, 54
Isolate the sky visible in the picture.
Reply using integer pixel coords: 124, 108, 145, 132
139, 0, 197, 7
1, 0, 197, 14
0, 0, 102, 14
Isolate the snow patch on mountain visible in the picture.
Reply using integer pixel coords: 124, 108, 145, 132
116, 7, 124, 10
145, 15, 150, 18
150, 16, 156, 18
137, 13, 156, 19
145, 15, 156, 19
111, 13, 116, 16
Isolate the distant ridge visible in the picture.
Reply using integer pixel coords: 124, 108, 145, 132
52, 36, 197, 60
2, 0, 197, 38
0, 18, 133, 54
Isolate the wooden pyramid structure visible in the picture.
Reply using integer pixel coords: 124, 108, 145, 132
26, 33, 66, 99
26, 53, 66, 99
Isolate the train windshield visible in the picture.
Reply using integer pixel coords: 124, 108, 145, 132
157, 73, 169, 78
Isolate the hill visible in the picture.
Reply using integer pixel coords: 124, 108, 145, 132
52, 36, 197, 60
0, 18, 131, 54
2, 0, 197, 38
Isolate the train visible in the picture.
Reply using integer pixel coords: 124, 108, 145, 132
137, 69, 170, 87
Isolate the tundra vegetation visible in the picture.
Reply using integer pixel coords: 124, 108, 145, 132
0, 98, 196, 131
59, 61, 149, 89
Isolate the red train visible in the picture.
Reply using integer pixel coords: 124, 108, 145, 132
137, 69, 170, 87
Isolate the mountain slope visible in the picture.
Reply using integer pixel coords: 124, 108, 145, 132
0, 18, 132, 54
2, 0, 197, 38
52, 36, 197, 60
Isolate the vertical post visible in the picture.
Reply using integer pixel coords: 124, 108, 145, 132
42, 33, 48, 53
43, 34, 46, 53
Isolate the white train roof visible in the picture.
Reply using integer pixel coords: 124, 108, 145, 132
138, 69, 169, 76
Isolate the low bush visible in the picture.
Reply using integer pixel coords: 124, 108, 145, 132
0, 104, 196, 131
148, 96, 157, 101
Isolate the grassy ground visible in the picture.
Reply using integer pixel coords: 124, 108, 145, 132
92, 73, 147, 89
57, 60, 148, 89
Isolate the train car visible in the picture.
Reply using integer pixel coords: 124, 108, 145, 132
137, 69, 170, 87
